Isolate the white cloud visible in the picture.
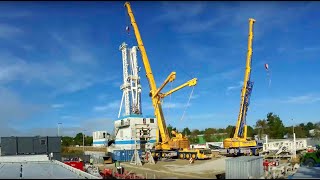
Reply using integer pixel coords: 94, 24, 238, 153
0, 10, 32, 18
23, 117, 115, 137
51, 103, 65, 109
227, 81, 243, 91
0, 51, 116, 95
154, 2, 206, 22
203, 68, 242, 82
191, 94, 199, 99
93, 100, 120, 112
51, 33, 97, 65
0, 24, 23, 39
0, 87, 46, 137
282, 94, 320, 104
61, 115, 74, 120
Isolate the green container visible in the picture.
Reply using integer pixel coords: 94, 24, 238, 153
198, 135, 206, 144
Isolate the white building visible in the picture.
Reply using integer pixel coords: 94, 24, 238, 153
111, 115, 158, 150
92, 131, 110, 147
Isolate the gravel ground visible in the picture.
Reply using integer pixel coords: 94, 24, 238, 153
97, 157, 230, 179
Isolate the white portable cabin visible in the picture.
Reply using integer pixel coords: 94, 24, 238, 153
113, 115, 158, 150
92, 131, 109, 147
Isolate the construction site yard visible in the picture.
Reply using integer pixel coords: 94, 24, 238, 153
97, 157, 228, 179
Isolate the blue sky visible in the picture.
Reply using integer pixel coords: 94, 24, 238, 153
0, 1, 320, 137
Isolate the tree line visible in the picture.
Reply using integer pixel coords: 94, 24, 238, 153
61, 112, 320, 146
61, 133, 93, 147
168, 112, 320, 144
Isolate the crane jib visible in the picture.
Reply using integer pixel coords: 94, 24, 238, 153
238, 80, 254, 137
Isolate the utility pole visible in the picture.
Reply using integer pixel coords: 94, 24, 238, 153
292, 118, 296, 158
57, 123, 62, 137
83, 130, 86, 153
292, 119, 295, 135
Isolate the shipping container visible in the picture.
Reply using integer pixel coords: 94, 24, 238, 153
1, 136, 61, 157
225, 156, 263, 179
47, 137, 61, 153
33, 136, 48, 154
17, 137, 34, 154
1, 137, 17, 156
112, 150, 142, 162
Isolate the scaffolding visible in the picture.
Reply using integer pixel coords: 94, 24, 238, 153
130, 123, 155, 166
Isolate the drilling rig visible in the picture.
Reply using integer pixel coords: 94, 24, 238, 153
222, 18, 263, 156
124, 2, 212, 160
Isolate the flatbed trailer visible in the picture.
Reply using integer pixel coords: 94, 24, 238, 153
220, 145, 263, 156
151, 148, 212, 160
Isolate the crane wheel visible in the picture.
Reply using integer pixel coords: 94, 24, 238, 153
191, 154, 196, 159
162, 153, 165, 158
185, 154, 190, 159
156, 153, 159, 158
151, 152, 155, 157
179, 153, 185, 159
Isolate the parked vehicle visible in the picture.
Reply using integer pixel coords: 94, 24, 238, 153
301, 145, 320, 167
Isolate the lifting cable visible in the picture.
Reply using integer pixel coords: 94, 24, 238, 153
180, 85, 195, 122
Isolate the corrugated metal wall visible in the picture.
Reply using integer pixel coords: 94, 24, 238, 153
226, 156, 263, 179
18, 137, 34, 154
1, 136, 61, 160
1, 137, 17, 156
112, 150, 142, 162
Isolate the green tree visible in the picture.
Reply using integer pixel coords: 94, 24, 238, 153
266, 112, 286, 139
85, 136, 93, 146
247, 125, 254, 138
306, 122, 315, 131
255, 119, 268, 139
204, 128, 216, 135
189, 135, 198, 144
74, 133, 84, 146
191, 129, 201, 136
182, 127, 191, 136
61, 136, 74, 146
226, 125, 235, 138
217, 128, 225, 133
294, 126, 307, 138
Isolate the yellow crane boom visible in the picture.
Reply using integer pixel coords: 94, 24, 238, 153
223, 18, 257, 152
124, 2, 197, 150
234, 18, 255, 139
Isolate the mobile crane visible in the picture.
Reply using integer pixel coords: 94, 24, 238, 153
124, 2, 212, 160
222, 18, 263, 156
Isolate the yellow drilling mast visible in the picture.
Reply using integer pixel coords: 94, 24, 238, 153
223, 18, 262, 156
124, 2, 212, 160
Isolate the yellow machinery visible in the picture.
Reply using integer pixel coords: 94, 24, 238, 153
223, 18, 262, 156
124, 2, 212, 160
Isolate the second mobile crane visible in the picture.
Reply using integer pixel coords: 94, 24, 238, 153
124, 2, 212, 160
222, 18, 263, 156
